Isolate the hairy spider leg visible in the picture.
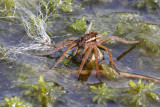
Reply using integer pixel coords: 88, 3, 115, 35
99, 36, 139, 44
37, 41, 74, 56
98, 45, 120, 74
43, 37, 79, 47
93, 47, 101, 80
73, 46, 79, 56
82, 46, 88, 55
77, 47, 93, 78
50, 42, 77, 69
54, 37, 79, 47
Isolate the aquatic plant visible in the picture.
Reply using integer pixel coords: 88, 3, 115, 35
100, 63, 119, 79
0, 0, 16, 18
0, 43, 8, 61
90, 83, 116, 105
90, 80, 159, 106
0, 96, 32, 107
23, 75, 66, 105
69, 16, 87, 33
131, 0, 159, 14
60, 0, 73, 12
121, 80, 160, 106
114, 13, 160, 57
40, 0, 61, 18
61, 57, 72, 66
0, 43, 5, 58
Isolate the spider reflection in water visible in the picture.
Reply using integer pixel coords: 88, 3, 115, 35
39, 22, 139, 80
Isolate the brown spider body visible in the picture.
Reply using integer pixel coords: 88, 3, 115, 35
39, 23, 139, 80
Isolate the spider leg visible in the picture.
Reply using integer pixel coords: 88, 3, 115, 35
37, 41, 74, 56
77, 47, 93, 78
73, 46, 78, 56
54, 37, 79, 47
82, 46, 88, 55
99, 36, 139, 44
98, 45, 120, 74
93, 47, 101, 81
50, 42, 77, 69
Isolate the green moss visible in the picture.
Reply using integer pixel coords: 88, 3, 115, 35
0, 0, 16, 18
0, 0, 15, 9
0, 96, 32, 107
0, 43, 8, 61
90, 80, 159, 106
0, 43, 5, 58
131, 0, 159, 14
22, 75, 66, 105
69, 16, 87, 33
60, 0, 73, 12
110, 12, 160, 57
100, 63, 119, 79
60, 57, 72, 66
117, 21, 160, 57
40, 0, 73, 17
121, 80, 160, 107
40, 0, 60, 17
90, 83, 116, 105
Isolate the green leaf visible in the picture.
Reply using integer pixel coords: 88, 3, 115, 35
39, 75, 44, 83
69, 16, 87, 33
129, 80, 136, 88
4, 98, 10, 103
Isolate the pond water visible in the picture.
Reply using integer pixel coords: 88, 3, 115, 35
0, 0, 160, 107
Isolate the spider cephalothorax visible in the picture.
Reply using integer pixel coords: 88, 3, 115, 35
78, 32, 99, 47
39, 22, 139, 80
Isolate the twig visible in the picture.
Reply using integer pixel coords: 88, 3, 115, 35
75, 70, 160, 84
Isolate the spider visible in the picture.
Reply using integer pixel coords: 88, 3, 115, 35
39, 22, 139, 80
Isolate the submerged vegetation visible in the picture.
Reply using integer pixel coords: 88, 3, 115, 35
131, 0, 160, 14
90, 83, 116, 105
60, 0, 73, 12
121, 80, 160, 106
0, 0, 16, 18
0, 43, 5, 58
69, 16, 87, 33
115, 14, 160, 57
100, 63, 119, 79
90, 80, 160, 106
0, 96, 32, 107
0, 0, 160, 107
22, 75, 66, 105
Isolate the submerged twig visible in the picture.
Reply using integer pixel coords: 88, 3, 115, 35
75, 70, 160, 84
119, 71, 160, 84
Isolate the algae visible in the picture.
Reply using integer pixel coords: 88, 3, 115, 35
0, 96, 32, 107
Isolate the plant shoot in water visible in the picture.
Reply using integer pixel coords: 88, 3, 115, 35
0, 96, 32, 107
121, 80, 160, 107
90, 80, 160, 106
23, 75, 66, 105
90, 83, 116, 105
